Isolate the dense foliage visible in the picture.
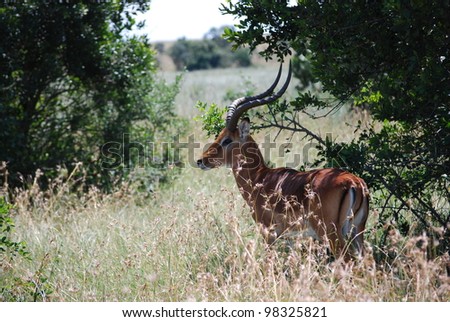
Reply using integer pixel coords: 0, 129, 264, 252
0, 0, 184, 191
218, 1, 449, 253
169, 26, 252, 71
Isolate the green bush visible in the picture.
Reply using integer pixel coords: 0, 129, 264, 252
169, 27, 252, 71
0, 197, 28, 259
0, 1, 185, 192
0, 197, 52, 301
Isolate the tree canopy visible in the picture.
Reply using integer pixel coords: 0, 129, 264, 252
169, 26, 252, 71
0, 0, 183, 191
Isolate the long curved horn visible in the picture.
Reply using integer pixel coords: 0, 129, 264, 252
226, 63, 283, 124
226, 61, 292, 131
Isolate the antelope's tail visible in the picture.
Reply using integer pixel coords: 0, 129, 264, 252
340, 180, 369, 256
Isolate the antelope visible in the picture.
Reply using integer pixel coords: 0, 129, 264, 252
196, 62, 369, 259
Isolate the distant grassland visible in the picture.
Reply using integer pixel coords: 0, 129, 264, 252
2, 66, 449, 301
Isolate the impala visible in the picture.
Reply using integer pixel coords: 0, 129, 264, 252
196, 62, 369, 258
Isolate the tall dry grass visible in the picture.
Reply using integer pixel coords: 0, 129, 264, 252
2, 66, 449, 301
3, 164, 449, 301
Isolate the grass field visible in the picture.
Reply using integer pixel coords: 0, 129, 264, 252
2, 66, 449, 301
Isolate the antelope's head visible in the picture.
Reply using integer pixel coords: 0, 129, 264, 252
196, 62, 292, 170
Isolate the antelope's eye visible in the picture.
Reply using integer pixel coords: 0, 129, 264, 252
221, 138, 233, 146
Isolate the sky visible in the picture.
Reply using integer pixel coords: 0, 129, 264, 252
132, 0, 237, 42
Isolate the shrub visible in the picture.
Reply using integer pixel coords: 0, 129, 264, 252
0, 197, 28, 259
0, 197, 52, 301
0, 1, 185, 192
169, 27, 252, 71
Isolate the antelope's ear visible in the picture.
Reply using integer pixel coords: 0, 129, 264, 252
238, 117, 251, 141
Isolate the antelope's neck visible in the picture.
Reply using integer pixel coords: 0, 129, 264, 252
231, 137, 268, 204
